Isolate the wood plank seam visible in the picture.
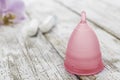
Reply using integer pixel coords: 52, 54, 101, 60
54, 0, 120, 40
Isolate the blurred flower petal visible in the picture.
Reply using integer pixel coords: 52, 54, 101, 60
0, 0, 25, 25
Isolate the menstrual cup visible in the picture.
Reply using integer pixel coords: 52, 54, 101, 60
64, 11, 104, 75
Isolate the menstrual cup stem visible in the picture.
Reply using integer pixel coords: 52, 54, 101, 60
81, 11, 86, 23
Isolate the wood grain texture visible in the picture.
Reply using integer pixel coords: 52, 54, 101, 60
0, 22, 78, 80
0, 0, 78, 80
0, 26, 37, 80
44, 0, 120, 79
55, 0, 120, 39
0, 0, 120, 80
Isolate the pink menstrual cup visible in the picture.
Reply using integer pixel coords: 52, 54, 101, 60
64, 11, 104, 75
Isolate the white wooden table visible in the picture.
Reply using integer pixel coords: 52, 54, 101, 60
0, 0, 120, 80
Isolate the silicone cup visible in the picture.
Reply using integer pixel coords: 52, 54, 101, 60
64, 11, 104, 75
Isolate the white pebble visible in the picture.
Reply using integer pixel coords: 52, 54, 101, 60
22, 19, 39, 37
39, 15, 57, 33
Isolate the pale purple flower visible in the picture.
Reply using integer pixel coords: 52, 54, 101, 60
0, 0, 25, 25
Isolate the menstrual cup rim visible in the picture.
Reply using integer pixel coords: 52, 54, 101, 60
64, 62, 104, 75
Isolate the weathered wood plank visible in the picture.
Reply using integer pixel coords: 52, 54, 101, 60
0, 33, 11, 80
0, 0, 120, 80
23, 0, 120, 79
23, 0, 79, 79
0, 26, 37, 80
17, 32, 78, 80
0, 0, 79, 80
0, 55, 11, 80
38, 0, 120, 80
101, 0, 120, 8
55, 0, 120, 39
